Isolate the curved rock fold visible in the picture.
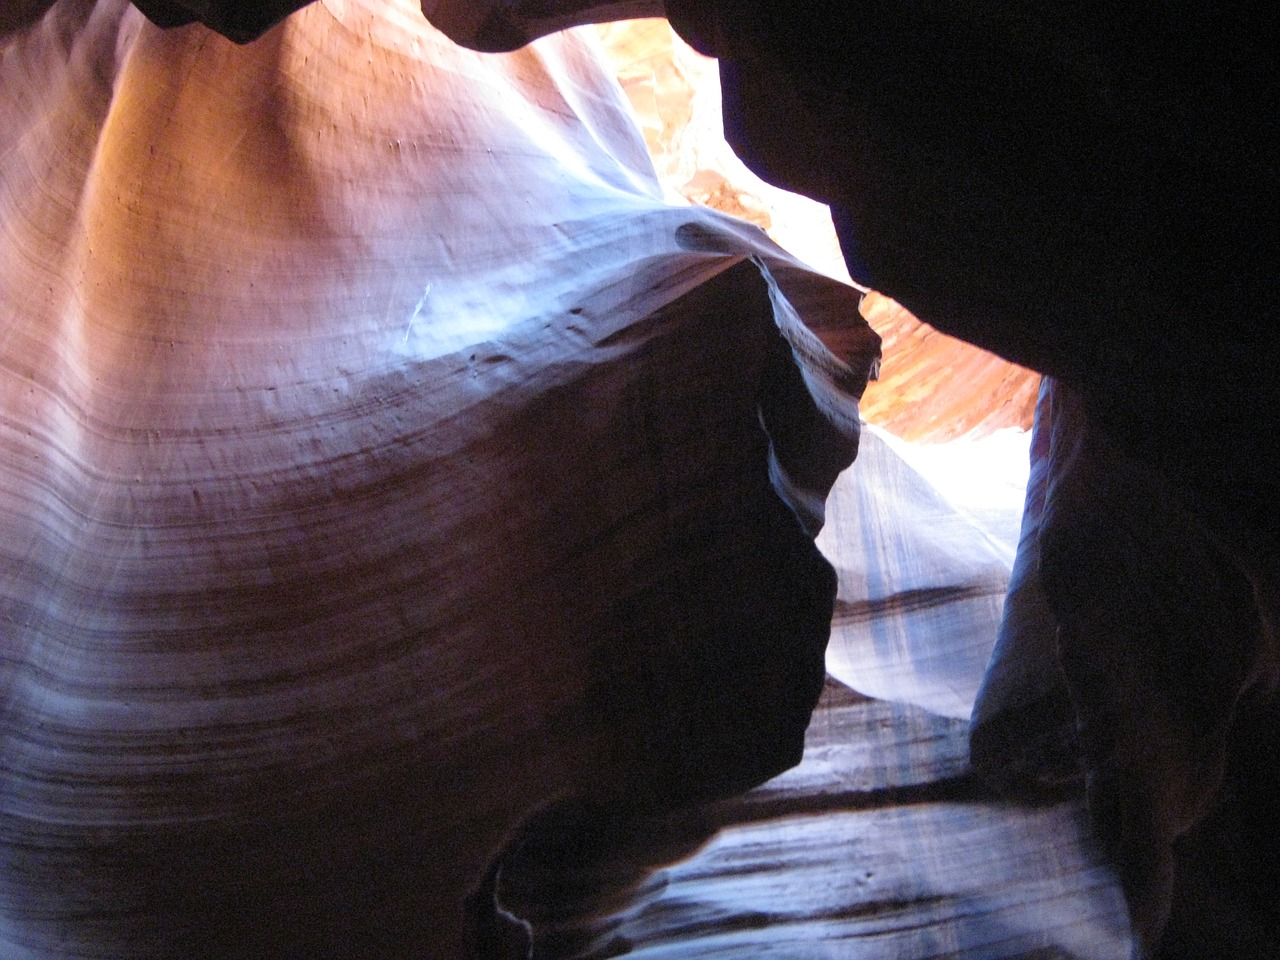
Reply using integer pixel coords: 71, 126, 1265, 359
1, 3, 876, 957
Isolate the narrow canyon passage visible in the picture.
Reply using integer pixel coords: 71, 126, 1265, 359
4, 4, 1275, 959
483, 21, 1132, 958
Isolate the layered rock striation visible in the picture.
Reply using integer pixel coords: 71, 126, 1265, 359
425, 2, 1280, 955
0, 3, 877, 957
4, 0, 1277, 956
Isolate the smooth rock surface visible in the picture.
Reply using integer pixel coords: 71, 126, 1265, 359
499, 677, 1133, 959
818, 425, 1019, 722
8, 1, 1278, 957
0, 4, 877, 957
421, 3, 1280, 954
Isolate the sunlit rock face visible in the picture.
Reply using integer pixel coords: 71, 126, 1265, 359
594, 19, 1040, 443
0, 3, 878, 957
425, 0, 1278, 485
423, 2, 1280, 956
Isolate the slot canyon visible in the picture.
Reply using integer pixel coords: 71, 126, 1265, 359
2, 2, 1276, 958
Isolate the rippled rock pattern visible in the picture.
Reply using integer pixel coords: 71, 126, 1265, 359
6, 0, 1279, 957
0, 3, 879, 957
423, 2, 1280, 957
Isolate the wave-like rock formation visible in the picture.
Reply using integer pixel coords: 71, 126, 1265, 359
5, 1, 1278, 958
423, 1, 1280, 957
0, 3, 879, 958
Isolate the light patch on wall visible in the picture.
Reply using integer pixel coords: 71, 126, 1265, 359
593, 18, 852, 284
589, 20, 1040, 715
592, 19, 1041, 445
